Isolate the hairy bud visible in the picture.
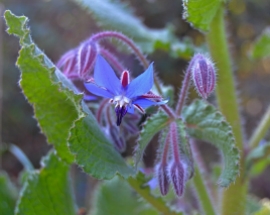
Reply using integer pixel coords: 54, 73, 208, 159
77, 40, 98, 78
156, 162, 170, 196
169, 160, 185, 196
191, 54, 216, 99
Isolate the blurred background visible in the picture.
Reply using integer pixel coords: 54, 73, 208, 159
1, 0, 270, 210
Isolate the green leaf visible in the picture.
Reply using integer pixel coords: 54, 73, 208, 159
15, 151, 76, 215
0, 172, 18, 215
68, 103, 135, 179
182, 0, 222, 31
91, 176, 159, 215
5, 10, 133, 179
254, 199, 270, 215
250, 27, 270, 59
4, 10, 79, 163
135, 112, 170, 168
182, 99, 240, 187
246, 143, 270, 176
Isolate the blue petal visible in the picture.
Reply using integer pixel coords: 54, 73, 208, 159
133, 98, 167, 109
84, 82, 113, 98
94, 55, 121, 95
125, 63, 154, 99
127, 105, 134, 114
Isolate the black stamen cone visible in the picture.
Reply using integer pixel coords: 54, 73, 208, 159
115, 106, 127, 126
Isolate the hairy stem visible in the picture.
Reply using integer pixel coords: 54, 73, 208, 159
249, 105, 270, 148
206, 5, 246, 215
191, 140, 216, 215
127, 177, 182, 215
175, 59, 194, 116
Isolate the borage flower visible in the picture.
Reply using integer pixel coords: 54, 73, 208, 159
84, 55, 167, 126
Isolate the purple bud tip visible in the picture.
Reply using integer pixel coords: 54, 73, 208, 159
191, 54, 216, 99
156, 163, 170, 196
169, 161, 185, 196
115, 105, 128, 126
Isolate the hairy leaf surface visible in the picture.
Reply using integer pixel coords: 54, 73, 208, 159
182, 0, 222, 31
15, 152, 76, 215
182, 99, 239, 187
135, 112, 170, 168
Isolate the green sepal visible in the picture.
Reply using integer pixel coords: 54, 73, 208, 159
182, 99, 240, 187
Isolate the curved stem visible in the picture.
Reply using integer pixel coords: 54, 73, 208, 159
249, 105, 270, 148
206, 5, 246, 215
127, 177, 182, 215
90, 31, 162, 95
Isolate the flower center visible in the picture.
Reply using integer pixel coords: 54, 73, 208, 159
112, 95, 131, 126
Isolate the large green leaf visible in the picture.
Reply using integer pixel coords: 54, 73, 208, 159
91, 176, 159, 215
135, 112, 170, 168
68, 103, 135, 179
5, 10, 134, 179
250, 27, 270, 59
182, 0, 222, 32
0, 172, 18, 215
4, 10, 79, 163
182, 99, 240, 187
15, 151, 76, 215
72, 0, 196, 58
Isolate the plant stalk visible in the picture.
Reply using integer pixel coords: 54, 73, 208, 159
206, 5, 246, 215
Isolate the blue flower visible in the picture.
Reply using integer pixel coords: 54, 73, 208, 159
84, 55, 166, 126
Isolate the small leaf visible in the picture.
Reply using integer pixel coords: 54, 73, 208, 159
250, 27, 270, 59
15, 151, 76, 215
182, 0, 222, 31
68, 103, 135, 179
135, 112, 170, 168
0, 172, 18, 215
246, 143, 270, 176
182, 99, 240, 187
4, 10, 79, 163
91, 176, 159, 215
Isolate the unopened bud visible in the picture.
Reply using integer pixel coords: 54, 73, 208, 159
169, 160, 185, 196
77, 40, 98, 78
156, 162, 170, 196
191, 54, 216, 99
56, 48, 77, 75
109, 125, 126, 153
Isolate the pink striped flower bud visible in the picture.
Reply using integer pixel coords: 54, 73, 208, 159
77, 40, 98, 78
191, 54, 216, 99
168, 160, 185, 196
155, 162, 170, 196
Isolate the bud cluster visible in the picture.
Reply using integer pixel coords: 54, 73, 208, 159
155, 122, 193, 197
